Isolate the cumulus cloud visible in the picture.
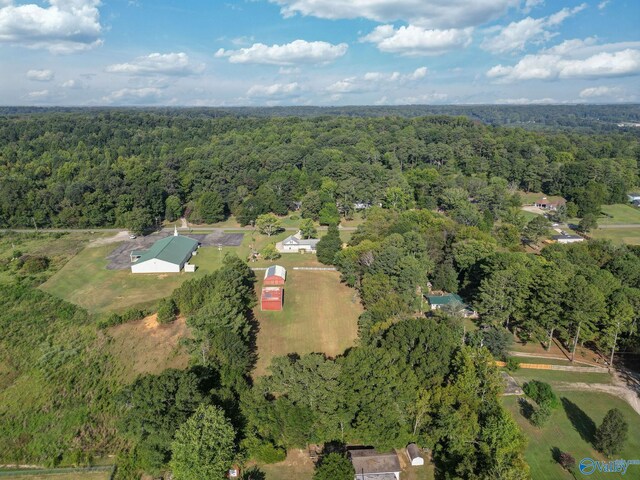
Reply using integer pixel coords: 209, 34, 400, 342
269, 0, 518, 29
487, 40, 640, 81
394, 92, 450, 104
482, 4, 586, 54
361, 25, 473, 56
0, 0, 103, 53
247, 82, 301, 97
27, 69, 54, 81
216, 39, 347, 65
326, 67, 428, 94
495, 97, 558, 104
106, 53, 205, 76
102, 87, 163, 104
25, 89, 49, 98
598, 1, 610, 9
523, 0, 544, 13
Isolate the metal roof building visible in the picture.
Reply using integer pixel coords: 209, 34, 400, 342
261, 287, 283, 311
264, 265, 286, 285
131, 230, 199, 274
349, 449, 401, 480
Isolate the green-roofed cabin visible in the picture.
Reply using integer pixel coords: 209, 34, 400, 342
426, 293, 478, 318
131, 230, 199, 274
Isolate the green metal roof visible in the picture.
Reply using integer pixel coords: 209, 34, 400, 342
427, 294, 464, 306
134, 235, 198, 266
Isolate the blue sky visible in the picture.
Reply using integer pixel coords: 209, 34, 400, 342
0, 0, 638, 106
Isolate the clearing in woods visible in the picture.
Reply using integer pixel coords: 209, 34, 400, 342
106, 314, 191, 383
253, 270, 362, 377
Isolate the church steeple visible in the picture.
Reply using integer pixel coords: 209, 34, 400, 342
174, 225, 178, 237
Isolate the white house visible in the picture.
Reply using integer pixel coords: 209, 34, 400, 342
628, 193, 640, 203
276, 232, 320, 253
131, 228, 199, 274
552, 234, 584, 244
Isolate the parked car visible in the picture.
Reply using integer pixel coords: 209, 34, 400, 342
129, 233, 137, 239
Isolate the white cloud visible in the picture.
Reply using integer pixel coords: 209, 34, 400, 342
0, 0, 103, 53
495, 97, 558, 104
598, 1, 610, 10
327, 67, 428, 94
579, 86, 621, 98
482, 4, 586, 54
487, 40, 640, 81
106, 53, 205, 76
269, 0, 519, 29
27, 69, 54, 81
394, 92, 450, 104
215, 39, 348, 65
247, 82, 301, 97
361, 25, 473, 56
26, 89, 49, 98
279, 66, 301, 75
523, 0, 544, 13
102, 87, 163, 104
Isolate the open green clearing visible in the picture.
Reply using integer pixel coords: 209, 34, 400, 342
0, 473, 110, 480
599, 204, 640, 225
503, 391, 640, 480
39, 225, 350, 313
510, 369, 613, 385
590, 228, 640, 245
254, 270, 362, 376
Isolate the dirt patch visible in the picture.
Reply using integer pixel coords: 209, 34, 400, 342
89, 231, 130, 247
107, 314, 191, 383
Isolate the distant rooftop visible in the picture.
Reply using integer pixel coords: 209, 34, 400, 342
426, 293, 464, 306
349, 449, 401, 476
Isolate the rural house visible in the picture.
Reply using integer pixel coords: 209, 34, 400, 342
426, 293, 477, 318
552, 234, 584, 244
276, 232, 320, 253
534, 196, 566, 211
349, 449, 401, 480
261, 287, 283, 311
263, 265, 286, 286
628, 193, 640, 203
130, 228, 198, 274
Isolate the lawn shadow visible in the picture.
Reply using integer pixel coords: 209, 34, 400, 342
242, 466, 266, 480
561, 397, 596, 445
519, 397, 535, 421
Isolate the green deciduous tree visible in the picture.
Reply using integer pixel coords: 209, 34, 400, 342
165, 195, 182, 222
125, 207, 153, 235
313, 453, 354, 480
316, 224, 342, 265
193, 191, 226, 224
170, 404, 236, 480
157, 297, 178, 324
256, 213, 284, 236
299, 218, 317, 239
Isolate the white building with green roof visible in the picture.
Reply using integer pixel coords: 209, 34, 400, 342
130, 227, 199, 274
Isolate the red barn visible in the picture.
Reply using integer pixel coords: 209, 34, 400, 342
261, 287, 283, 311
264, 265, 286, 286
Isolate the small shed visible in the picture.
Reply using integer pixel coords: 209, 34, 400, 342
552, 234, 584, 244
261, 287, 283, 311
264, 265, 286, 286
406, 444, 424, 466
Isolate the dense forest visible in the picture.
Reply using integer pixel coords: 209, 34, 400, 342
1, 109, 640, 479
0, 110, 639, 230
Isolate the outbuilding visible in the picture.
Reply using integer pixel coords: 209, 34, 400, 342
261, 287, 283, 311
131, 228, 199, 274
349, 449, 401, 480
264, 265, 286, 286
276, 232, 320, 253
534, 196, 566, 211
552, 234, 584, 244
406, 444, 424, 466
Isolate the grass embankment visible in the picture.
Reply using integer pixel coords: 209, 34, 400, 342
504, 391, 640, 480
253, 270, 362, 376
598, 204, 640, 225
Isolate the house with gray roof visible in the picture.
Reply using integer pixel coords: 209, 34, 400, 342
131, 228, 199, 273
276, 232, 320, 253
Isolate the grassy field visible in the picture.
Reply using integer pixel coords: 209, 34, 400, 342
590, 228, 640, 245
511, 369, 613, 385
599, 204, 640, 224
106, 314, 191, 384
39, 229, 318, 313
253, 270, 362, 376
0, 473, 110, 480
503, 391, 640, 480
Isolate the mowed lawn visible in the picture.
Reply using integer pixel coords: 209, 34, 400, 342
503, 391, 640, 480
590, 228, 640, 245
599, 204, 640, 224
40, 240, 245, 313
253, 270, 362, 376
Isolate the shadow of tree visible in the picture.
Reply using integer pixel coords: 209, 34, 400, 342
242, 466, 266, 480
561, 397, 596, 445
519, 397, 535, 421
551, 446, 562, 464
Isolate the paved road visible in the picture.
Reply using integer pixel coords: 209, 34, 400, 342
597, 224, 640, 229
